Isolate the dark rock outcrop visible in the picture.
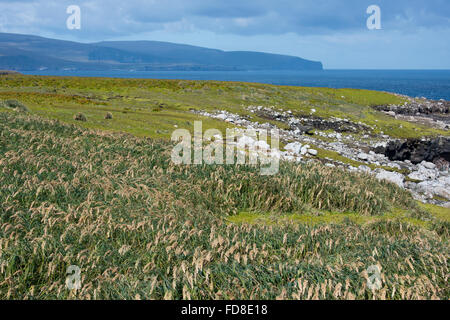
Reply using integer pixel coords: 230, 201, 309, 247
373, 101, 450, 116
291, 117, 367, 133
381, 137, 450, 164
254, 109, 369, 134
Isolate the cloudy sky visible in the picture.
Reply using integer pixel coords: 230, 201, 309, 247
0, 0, 449, 69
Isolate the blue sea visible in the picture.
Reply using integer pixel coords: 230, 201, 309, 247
23, 69, 450, 101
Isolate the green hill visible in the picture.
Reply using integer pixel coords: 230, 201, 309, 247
0, 32, 323, 71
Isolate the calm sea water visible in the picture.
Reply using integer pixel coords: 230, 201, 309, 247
23, 70, 450, 101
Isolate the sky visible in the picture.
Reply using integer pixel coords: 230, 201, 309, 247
0, 0, 449, 69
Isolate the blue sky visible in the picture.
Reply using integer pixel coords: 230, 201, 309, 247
0, 0, 449, 69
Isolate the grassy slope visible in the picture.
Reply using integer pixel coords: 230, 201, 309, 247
0, 113, 448, 300
1, 74, 448, 139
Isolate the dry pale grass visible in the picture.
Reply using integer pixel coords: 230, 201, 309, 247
0, 113, 448, 300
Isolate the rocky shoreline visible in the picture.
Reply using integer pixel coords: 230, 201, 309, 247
192, 97, 450, 207
372, 98, 450, 130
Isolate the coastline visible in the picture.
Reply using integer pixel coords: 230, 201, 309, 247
19, 69, 450, 101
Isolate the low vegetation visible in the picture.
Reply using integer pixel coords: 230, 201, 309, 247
73, 112, 87, 122
0, 74, 447, 139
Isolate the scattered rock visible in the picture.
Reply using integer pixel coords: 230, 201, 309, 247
373, 100, 449, 116
375, 169, 405, 188
433, 187, 450, 200
284, 142, 302, 155
357, 153, 369, 161
191, 104, 449, 205
408, 166, 438, 182
415, 177, 450, 200
421, 161, 436, 170
300, 145, 310, 156
250, 106, 370, 134
216, 113, 228, 120
358, 165, 372, 173
373, 99, 450, 130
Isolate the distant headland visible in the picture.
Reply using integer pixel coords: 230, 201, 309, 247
0, 32, 323, 72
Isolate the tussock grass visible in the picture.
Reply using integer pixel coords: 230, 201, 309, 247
73, 112, 87, 122
0, 113, 448, 300
0, 99, 29, 113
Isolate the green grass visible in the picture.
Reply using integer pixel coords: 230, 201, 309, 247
0, 74, 447, 140
418, 203, 450, 222
0, 112, 448, 300
228, 203, 447, 230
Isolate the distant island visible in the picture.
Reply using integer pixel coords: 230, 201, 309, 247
0, 32, 323, 72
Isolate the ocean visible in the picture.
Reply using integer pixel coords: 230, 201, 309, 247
22, 69, 450, 101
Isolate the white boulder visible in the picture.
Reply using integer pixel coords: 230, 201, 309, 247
375, 169, 405, 188
358, 165, 372, 173
416, 175, 450, 200
408, 165, 438, 182
300, 145, 310, 155
216, 113, 227, 120
357, 153, 369, 161
284, 142, 302, 155
421, 161, 436, 170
